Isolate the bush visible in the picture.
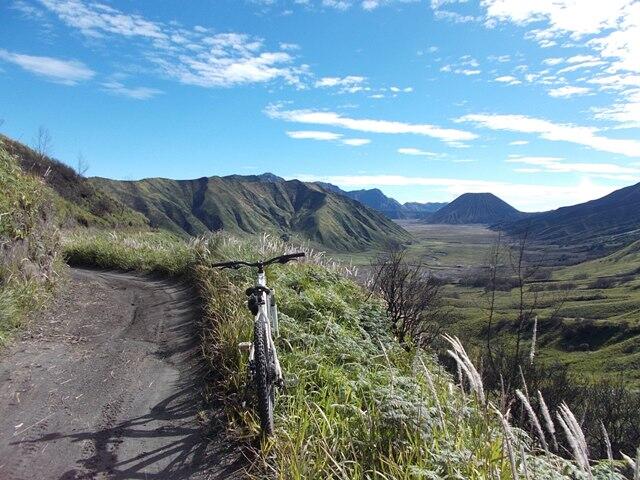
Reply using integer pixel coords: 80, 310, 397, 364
589, 277, 617, 289
0, 142, 62, 342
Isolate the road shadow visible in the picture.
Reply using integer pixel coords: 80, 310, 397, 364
11, 272, 250, 479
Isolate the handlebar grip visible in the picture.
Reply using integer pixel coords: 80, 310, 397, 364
211, 261, 239, 269
279, 252, 306, 262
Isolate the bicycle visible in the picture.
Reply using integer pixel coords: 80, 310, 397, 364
211, 252, 306, 436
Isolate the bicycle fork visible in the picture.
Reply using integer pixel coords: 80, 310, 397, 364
240, 297, 284, 386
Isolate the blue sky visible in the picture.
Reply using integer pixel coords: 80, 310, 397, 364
1, 0, 639, 211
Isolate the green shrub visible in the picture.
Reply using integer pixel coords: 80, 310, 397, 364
0, 142, 62, 342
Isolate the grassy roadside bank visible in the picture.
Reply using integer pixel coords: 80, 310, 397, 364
62, 230, 635, 479
0, 145, 62, 344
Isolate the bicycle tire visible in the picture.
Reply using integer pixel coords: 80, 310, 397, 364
253, 314, 275, 436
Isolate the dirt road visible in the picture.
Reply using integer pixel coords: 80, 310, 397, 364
0, 268, 246, 479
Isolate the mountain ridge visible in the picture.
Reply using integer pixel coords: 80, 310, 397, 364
91, 174, 411, 252
500, 181, 640, 251
314, 182, 446, 219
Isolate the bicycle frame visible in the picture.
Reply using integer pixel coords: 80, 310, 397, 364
248, 270, 284, 384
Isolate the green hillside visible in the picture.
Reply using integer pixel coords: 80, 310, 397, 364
0, 141, 61, 341
92, 175, 410, 252
556, 239, 640, 279
1, 135, 148, 230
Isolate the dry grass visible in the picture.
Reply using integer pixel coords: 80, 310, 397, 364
62, 230, 631, 479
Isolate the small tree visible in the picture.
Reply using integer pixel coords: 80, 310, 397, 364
370, 246, 447, 349
33, 126, 52, 161
76, 152, 90, 176
482, 229, 567, 395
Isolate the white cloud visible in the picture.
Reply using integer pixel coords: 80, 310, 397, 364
441, 55, 482, 76
480, 1, 640, 76
38, 0, 307, 88
458, 113, 640, 157
506, 155, 640, 177
509, 140, 529, 145
267, 105, 478, 143
101, 81, 163, 99
38, 0, 167, 39
495, 75, 521, 85
285, 130, 370, 146
592, 89, 640, 128
479, 1, 640, 129
431, 1, 480, 24
342, 138, 371, 146
286, 130, 343, 140
260, 0, 418, 10
397, 147, 438, 156
0, 49, 94, 85
548, 86, 591, 98
543, 57, 564, 66
291, 173, 622, 211
315, 75, 367, 92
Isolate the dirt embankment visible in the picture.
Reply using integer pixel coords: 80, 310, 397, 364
0, 268, 246, 479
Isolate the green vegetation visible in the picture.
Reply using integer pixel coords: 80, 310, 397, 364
0, 141, 62, 343
63, 230, 194, 276
92, 174, 410, 252
336, 221, 498, 273
62, 230, 632, 479
1, 135, 149, 229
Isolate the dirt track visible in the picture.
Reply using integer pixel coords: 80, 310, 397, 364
0, 268, 247, 479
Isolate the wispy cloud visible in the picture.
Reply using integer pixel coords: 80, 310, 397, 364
509, 140, 529, 146
495, 75, 521, 85
252, 0, 419, 11
267, 105, 478, 143
592, 89, 640, 129
315, 75, 367, 93
440, 55, 481, 76
291, 173, 621, 211
39, 0, 166, 39
286, 130, 370, 146
458, 113, 640, 157
101, 81, 163, 100
0, 49, 94, 85
479, 0, 640, 129
398, 147, 439, 156
342, 138, 370, 146
286, 130, 342, 140
548, 86, 591, 98
38, 0, 307, 88
506, 155, 640, 178
431, 0, 479, 23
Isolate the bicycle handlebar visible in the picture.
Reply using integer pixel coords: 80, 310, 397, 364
211, 252, 306, 270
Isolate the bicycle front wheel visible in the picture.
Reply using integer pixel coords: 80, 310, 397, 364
253, 314, 275, 436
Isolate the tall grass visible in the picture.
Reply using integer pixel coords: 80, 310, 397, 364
1, 142, 62, 343
63, 231, 632, 479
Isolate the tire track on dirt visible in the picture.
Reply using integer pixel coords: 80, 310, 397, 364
0, 268, 247, 480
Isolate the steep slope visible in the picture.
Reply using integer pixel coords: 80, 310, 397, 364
92, 176, 410, 252
502, 182, 640, 250
427, 192, 524, 224
0, 135, 148, 229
